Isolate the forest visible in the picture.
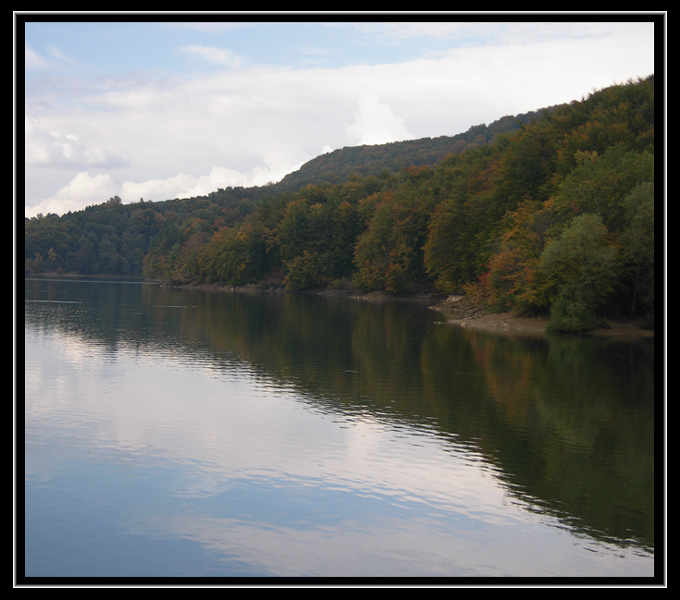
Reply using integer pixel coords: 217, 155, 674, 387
24, 75, 656, 333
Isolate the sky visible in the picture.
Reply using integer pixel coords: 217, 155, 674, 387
19, 14, 660, 218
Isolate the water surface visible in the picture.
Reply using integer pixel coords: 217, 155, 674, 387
23, 277, 656, 580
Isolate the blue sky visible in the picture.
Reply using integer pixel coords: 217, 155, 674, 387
20, 15, 660, 217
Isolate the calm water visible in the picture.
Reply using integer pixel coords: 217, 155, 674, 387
22, 277, 657, 580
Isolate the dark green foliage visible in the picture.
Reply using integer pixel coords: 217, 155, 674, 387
274, 108, 545, 191
539, 214, 622, 333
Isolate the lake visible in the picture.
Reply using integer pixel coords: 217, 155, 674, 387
22, 277, 657, 581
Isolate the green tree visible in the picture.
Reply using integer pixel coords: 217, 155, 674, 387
620, 181, 655, 321
202, 217, 269, 286
552, 146, 654, 233
538, 213, 621, 332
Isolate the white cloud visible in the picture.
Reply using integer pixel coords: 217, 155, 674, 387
27, 171, 117, 217
119, 172, 206, 204
25, 43, 51, 70
178, 44, 245, 68
346, 94, 413, 145
24, 137, 312, 219
25, 116, 130, 169
22, 21, 656, 218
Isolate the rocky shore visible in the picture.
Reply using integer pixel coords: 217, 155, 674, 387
429, 294, 654, 338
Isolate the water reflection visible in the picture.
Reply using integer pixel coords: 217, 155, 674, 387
24, 278, 656, 578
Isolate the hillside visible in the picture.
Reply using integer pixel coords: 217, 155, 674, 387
25, 75, 655, 333
24, 105, 549, 277
273, 109, 549, 191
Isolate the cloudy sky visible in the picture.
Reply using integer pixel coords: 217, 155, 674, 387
20, 14, 659, 218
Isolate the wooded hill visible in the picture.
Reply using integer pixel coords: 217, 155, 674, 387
274, 109, 548, 191
24, 75, 656, 332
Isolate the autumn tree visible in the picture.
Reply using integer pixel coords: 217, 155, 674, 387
354, 167, 438, 294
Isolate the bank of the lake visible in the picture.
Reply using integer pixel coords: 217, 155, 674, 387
166, 281, 655, 340
28, 272, 655, 340
430, 294, 655, 339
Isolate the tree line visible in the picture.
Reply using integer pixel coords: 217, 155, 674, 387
25, 75, 655, 333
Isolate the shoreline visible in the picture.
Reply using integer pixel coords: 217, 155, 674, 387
429, 294, 654, 339
33, 275, 651, 340
179, 282, 654, 339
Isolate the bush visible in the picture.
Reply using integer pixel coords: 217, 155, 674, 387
547, 296, 604, 333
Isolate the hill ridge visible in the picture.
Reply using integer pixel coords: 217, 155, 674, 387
273, 106, 554, 192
